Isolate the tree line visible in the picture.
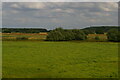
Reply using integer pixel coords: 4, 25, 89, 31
46, 27, 120, 42
1, 26, 120, 42
82, 26, 120, 34
2, 28, 48, 33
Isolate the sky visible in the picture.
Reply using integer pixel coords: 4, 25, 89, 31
2, 0, 119, 2
2, 2, 118, 30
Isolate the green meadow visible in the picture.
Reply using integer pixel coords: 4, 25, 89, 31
2, 41, 118, 78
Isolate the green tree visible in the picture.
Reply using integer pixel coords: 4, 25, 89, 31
72, 29, 86, 40
46, 28, 87, 41
95, 29, 104, 34
83, 29, 94, 35
107, 29, 120, 42
63, 30, 75, 41
46, 28, 65, 41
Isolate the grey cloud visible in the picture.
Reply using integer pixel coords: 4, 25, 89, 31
2, 0, 119, 2
2, 2, 118, 29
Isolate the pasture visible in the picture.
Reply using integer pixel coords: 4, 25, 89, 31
2, 41, 118, 78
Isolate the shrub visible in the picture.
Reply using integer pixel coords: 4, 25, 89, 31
95, 36, 100, 40
46, 27, 87, 41
107, 29, 120, 42
72, 29, 87, 40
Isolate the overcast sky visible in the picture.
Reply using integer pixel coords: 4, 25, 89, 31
2, 2, 118, 29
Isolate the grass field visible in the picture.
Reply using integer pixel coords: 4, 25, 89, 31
2, 41, 118, 78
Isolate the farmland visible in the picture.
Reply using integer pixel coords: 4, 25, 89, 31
2, 41, 118, 78
1, 32, 108, 41
1, 33, 48, 40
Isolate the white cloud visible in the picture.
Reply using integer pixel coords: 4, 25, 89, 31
2, 2, 118, 29
10, 3, 21, 8
24, 3, 46, 9
98, 3, 118, 12
10, 3, 46, 9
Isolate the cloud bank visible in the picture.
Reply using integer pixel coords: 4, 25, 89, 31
2, 2, 118, 29
2, 0, 119, 2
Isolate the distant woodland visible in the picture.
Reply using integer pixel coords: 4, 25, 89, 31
2, 28, 48, 33
1, 26, 120, 42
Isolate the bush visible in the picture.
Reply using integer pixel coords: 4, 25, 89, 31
95, 36, 100, 40
107, 29, 120, 42
46, 28, 65, 41
47, 31, 65, 41
72, 29, 86, 40
46, 27, 87, 41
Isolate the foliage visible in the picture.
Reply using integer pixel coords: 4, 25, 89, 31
46, 28, 65, 41
95, 36, 100, 40
83, 29, 94, 35
2, 28, 48, 33
46, 31, 65, 41
46, 28, 86, 41
72, 29, 86, 40
107, 29, 120, 42
82, 26, 120, 34
2, 26, 120, 42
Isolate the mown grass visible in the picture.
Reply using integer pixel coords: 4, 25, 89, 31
2, 41, 118, 78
